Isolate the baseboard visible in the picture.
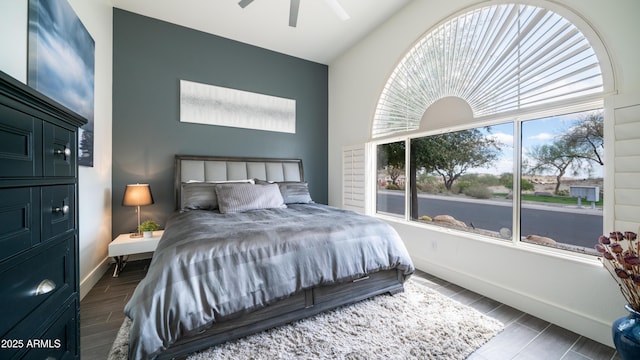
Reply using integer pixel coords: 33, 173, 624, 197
80, 256, 111, 300
412, 256, 614, 347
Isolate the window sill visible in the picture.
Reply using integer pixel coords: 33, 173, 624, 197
376, 213, 603, 268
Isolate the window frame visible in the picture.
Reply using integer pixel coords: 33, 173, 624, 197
370, 101, 606, 260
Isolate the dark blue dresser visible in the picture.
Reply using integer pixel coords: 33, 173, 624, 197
0, 71, 86, 359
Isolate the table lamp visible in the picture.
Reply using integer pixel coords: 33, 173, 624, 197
122, 183, 154, 238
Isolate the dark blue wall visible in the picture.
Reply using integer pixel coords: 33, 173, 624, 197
112, 9, 328, 236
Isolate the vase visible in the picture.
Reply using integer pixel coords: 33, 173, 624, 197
612, 304, 640, 360
143, 231, 153, 238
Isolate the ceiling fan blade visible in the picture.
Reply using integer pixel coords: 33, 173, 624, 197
289, 0, 300, 27
238, 0, 254, 8
323, 0, 350, 21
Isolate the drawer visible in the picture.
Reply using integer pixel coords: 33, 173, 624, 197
0, 187, 40, 262
313, 270, 400, 305
43, 122, 76, 177
0, 104, 42, 177
42, 185, 75, 241
2, 298, 78, 360
0, 236, 74, 337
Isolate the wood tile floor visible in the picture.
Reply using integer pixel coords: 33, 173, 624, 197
80, 260, 619, 359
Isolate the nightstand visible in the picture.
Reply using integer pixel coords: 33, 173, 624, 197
109, 230, 164, 277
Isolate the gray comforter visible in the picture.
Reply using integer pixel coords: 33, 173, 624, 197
124, 204, 414, 359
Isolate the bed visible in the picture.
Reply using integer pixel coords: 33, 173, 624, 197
123, 155, 415, 359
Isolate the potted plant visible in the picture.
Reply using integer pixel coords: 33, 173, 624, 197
138, 219, 160, 238
595, 231, 640, 359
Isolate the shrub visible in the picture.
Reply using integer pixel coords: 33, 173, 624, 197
501, 176, 534, 191
463, 185, 493, 199
452, 180, 471, 194
521, 179, 535, 191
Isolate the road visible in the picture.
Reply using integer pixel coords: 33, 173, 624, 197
376, 191, 602, 249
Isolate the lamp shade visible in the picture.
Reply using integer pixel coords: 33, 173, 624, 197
122, 184, 154, 206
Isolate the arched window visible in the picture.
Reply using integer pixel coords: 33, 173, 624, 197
373, 2, 612, 256
373, 3, 606, 138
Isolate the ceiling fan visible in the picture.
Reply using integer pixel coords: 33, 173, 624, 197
238, 0, 350, 27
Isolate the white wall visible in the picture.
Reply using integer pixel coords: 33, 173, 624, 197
0, 0, 113, 299
68, 0, 113, 300
328, 0, 640, 347
0, 0, 27, 81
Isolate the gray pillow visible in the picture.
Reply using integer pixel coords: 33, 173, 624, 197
215, 183, 286, 213
181, 183, 218, 210
278, 182, 313, 204
181, 179, 255, 210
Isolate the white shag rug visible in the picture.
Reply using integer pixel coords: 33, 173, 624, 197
108, 280, 503, 360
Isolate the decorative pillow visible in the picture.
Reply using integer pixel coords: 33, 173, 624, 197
181, 179, 255, 210
215, 183, 286, 213
278, 182, 313, 204
181, 182, 218, 210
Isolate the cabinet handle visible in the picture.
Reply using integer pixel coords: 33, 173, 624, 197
52, 205, 70, 215
35, 279, 56, 296
54, 147, 71, 157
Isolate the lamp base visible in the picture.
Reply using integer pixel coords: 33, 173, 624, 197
130, 232, 143, 238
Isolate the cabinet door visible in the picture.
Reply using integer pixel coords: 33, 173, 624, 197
0, 104, 42, 177
43, 122, 76, 177
41, 185, 75, 242
0, 187, 40, 262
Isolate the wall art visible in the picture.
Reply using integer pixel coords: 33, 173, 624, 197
180, 80, 296, 134
28, 0, 95, 166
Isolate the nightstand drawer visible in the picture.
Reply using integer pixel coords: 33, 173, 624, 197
41, 185, 75, 242
0, 187, 40, 262
0, 237, 73, 337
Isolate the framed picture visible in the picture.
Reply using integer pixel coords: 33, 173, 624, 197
180, 80, 296, 134
28, 0, 95, 167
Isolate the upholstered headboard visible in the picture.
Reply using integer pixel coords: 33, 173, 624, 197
174, 155, 304, 209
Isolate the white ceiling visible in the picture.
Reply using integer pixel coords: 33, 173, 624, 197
112, 0, 413, 64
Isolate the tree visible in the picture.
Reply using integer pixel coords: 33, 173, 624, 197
412, 129, 501, 191
377, 141, 405, 187
562, 111, 604, 166
407, 128, 501, 218
380, 129, 501, 218
525, 138, 583, 194
525, 112, 604, 194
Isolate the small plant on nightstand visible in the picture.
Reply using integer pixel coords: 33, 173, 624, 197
138, 219, 160, 238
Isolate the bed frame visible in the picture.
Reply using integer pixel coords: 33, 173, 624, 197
158, 155, 408, 359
